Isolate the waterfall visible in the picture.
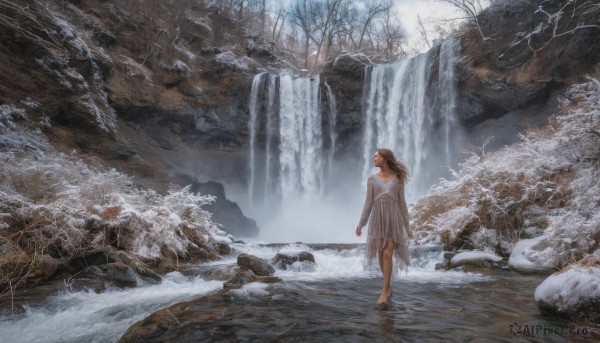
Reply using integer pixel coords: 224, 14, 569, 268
324, 79, 337, 179
361, 39, 461, 200
248, 72, 266, 202
248, 73, 328, 205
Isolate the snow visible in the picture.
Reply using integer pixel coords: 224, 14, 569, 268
20, 98, 40, 109
190, 15, 212, 34
170, 59, 190, 75
0, 149, 222, 261
333, 52, 371, 68
450, 250, 502, 267
412, 77, 600, 269
508, 236, 554, 273
215, 51, 260, 71
534, 257, 600, 312
77, 94, 117, 133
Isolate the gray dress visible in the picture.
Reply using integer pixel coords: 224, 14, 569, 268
358, 174, 410, 271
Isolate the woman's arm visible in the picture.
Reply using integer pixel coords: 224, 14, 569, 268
398, 183, 413, 238
358, 177, 374, 228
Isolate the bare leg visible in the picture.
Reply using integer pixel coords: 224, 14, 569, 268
377, 239, 395, 303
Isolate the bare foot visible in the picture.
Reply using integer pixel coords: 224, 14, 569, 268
377, 289, 392, 304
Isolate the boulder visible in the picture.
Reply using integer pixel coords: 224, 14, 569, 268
449, 250, 503, 269
272, 250, 315, 270
30, 254, 61, 281
237, 253, 275, 276
534, 255, 600, 322
332, 53, 371, 80
104, 247, 162, 282
104, 262, 138, 288
508, 236, 555, 274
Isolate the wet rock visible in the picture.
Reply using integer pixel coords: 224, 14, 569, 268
209, 265, 239, 281
105, 262, 138, 288
534, 255, 600, 322
217, 243, 232, 256
272, 251, 315, 270
104, 247, 162, 282
66, 250, 112, 273
237, 253, 275, 276
223, 269, 256, 289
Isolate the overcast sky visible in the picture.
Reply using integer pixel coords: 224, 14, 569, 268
273, 0, 469, 54
392, 0, 463, 53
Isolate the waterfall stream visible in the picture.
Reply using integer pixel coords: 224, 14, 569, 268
248, 73, 327, 204
246, 40, 462, 242
361, 39, 461, 200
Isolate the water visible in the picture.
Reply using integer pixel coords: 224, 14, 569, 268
244, 40, 464, 244
361, 39, 462, 201
0, 273, 222, 343
2, 244, 597, 342
247, 73, 325, 204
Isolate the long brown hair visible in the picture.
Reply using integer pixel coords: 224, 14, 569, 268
377, 148, 409, 185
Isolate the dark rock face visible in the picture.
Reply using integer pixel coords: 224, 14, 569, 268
455, 0, 600, 127
322, 53, 368, 160
237, 253, 275, 276
189, 181, 259, 237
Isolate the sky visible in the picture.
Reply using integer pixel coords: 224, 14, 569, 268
272, 0, 468, 54
391, 0, 463, 53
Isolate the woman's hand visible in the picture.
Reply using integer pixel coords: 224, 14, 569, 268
356, 225, 362, 237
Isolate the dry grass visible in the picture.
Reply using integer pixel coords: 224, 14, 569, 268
0, 150, 224, 296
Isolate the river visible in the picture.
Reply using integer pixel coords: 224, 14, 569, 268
1, 243, 598, 342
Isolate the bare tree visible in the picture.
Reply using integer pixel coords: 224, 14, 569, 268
290, 0, 320, 68
416, 14, 431, 49
376, 10, 406, 61
439, 0, 491, 41
357, 0, 392, 51
523, 1, 600, 56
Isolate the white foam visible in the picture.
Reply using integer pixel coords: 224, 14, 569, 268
0, 273, 221, 343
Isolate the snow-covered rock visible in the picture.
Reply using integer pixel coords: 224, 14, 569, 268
508, 236, 555, 273
332, 53, 371, 78
534, 255, 600, 321
449, 250, 502, 268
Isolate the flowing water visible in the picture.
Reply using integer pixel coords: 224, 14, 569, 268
1, 243, 597, 342
361, 39, 463, 200
244, 40, 464, 244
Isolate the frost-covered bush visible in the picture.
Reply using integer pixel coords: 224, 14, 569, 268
412, 77, 600, 270
0, 151, 229, 289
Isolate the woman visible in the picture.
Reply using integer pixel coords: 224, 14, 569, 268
356, 148, 413, 307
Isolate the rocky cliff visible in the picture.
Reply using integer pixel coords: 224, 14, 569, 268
1, 0, 293, 236
1, 0, 599, 237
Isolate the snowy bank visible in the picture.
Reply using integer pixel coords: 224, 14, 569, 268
411, 77, 600, 272
535, 255, 600, 322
